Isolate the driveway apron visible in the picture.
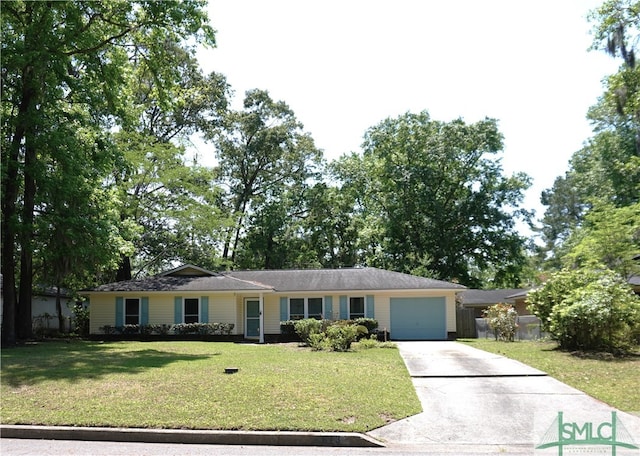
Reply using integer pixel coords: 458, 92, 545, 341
368, 341, 640, 451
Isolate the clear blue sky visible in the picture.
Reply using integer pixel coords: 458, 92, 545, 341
195, 0, 620, 230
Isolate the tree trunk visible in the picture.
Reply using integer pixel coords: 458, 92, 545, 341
17, 138, 37, 340
1, 124, 21, 346
1, 52, 35, 346
56, 285, 65, 333
116, 254, 132, 281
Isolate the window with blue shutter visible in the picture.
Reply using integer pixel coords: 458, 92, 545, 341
115, 297, 124, 327
366, 295, 375, 318
324, 296, 333, 320
174, 296, 183, 323
339, 295, 348, 319
201, 296, 209, 323
141, 297, 149, 325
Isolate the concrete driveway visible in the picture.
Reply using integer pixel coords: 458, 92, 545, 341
368, 341, 640, 453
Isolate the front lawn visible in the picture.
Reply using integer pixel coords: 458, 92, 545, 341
459, 339, 640, 412
1, 341, 420, 432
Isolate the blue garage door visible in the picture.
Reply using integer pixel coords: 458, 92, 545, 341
390, 297, 446, 340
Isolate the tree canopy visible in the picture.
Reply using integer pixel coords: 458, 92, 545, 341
332, 112, 532, 287
538, 0, 640, 273
1, 0, 215, 344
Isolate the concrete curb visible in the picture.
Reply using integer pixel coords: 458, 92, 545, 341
0, 425, 384, 448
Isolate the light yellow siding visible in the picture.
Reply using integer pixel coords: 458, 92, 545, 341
148, 295, 174, 326
88, 289, 459, 338
263, 295, 282, 334
88, 292, 241, 335
89, 294, 116, 334
208, 294, 237, 329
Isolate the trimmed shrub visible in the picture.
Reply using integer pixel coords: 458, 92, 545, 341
308, 333, 328, 351
279, 320, 296, 335
325, 324, 358, 351
293, 318, 326, 344
171, 322, 234, 336
354, 335, 379, 350
352, 318, 378, 333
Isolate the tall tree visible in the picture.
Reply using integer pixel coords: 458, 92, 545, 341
539, 0, 640, 263
334, 111, 532, 287
561, 201, 640, 278
110, 46, 230, 279
205, 89, 322, 264
111, 131, 229, 277
1, 1, 214, 344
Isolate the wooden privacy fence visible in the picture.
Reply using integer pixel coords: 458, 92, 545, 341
456, 307, 477, 338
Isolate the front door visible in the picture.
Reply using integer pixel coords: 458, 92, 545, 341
245, 299, 260, 338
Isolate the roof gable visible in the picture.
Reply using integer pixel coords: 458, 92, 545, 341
159, 264, 218, 277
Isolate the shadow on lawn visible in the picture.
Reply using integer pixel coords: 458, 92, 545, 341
1, 341, 214, 387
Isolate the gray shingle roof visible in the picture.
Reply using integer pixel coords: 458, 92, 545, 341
458, 289, 527, 306
90, 275, 272, 293
87, 267, 465, 293
223, 268, 465, 292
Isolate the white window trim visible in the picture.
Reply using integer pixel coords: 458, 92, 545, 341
348, 296, 366, 319
289, 297, 324, 320
183, 297, 201, 323
125, 297, 141, 325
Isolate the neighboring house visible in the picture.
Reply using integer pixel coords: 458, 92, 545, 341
83, 264, 466, 341
457, 288, 529, 318
505, 290, 532, 315
32, 286, 75, 333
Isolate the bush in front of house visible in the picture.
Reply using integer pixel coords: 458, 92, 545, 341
293, 318, 327, 344
483, 303, 518, 342
279, 320, 296, 336
291, 318, 376, 351
351, 317, 378, 334
171, 322, 234, 335
324, 324, 359, 351
99, 323, 234, 336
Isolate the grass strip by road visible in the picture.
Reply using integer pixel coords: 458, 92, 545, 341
459, 339, 640, 412
1, 340, 421, 432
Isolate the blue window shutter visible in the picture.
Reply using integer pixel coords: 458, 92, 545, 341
339, 295, 348, 320
366, 295, 375, 318
324, 296, 333, 320
115, 297, 124, 327
280, 297, 288, 321
201, 296, 209, 323
141, 297, 149, 325
174, 296, 183, 323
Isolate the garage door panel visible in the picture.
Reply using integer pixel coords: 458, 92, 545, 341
390, 297, 446, 340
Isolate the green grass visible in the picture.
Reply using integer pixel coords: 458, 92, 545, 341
0, 340, 421, 432
459, 339, 640, 412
